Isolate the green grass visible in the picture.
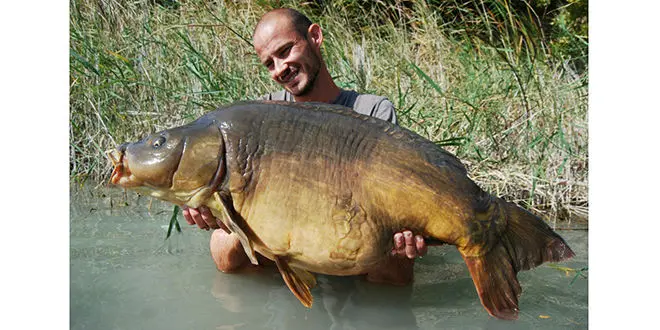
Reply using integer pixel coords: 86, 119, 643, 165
70, 0, 588, 226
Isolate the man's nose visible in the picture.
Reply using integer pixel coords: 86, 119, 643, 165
273, 60, 288, 80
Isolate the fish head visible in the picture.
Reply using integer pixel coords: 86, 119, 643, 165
106, 119, 224, 206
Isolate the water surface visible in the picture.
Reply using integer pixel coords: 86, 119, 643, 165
70, 188, 588, 329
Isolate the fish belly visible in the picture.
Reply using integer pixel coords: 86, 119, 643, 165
236, 156, 392, 275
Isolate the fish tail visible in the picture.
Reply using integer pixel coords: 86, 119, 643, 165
459, 198, 575, 320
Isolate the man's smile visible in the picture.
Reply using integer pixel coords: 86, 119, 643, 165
279, 66, 299, 85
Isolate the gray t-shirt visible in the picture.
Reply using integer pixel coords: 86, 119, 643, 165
259, 89, 397, 124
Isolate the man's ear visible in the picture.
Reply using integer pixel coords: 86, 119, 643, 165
307, 23, 323, 49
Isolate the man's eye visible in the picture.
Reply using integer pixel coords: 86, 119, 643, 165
265, 60, 273, 69
281, 45, 292, 56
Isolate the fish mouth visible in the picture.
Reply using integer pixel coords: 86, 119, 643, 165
105, 148, 130, 185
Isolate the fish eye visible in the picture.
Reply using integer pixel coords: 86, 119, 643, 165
153, 136, 166, 148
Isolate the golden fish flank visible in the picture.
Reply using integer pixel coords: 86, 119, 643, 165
107, 100, 574, 320
330, 192, 367, 267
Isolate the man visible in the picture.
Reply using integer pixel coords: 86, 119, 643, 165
183, 8, 428, 285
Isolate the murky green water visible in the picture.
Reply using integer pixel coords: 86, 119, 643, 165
70, 187, 588, 329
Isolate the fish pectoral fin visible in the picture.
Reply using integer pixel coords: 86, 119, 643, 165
274, 255, 316, 308
212, 192, 259, 265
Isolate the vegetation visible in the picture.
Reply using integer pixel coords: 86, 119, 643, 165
70, 0, 588, 226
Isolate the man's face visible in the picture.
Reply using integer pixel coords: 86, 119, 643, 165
253, 20, 321, 96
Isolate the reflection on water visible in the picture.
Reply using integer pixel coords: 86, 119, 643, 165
71, 187, 588, 329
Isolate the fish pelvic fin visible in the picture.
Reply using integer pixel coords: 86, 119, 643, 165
274, 255, 317, 308
460, 198, 575, 320
212, 192, 260, 265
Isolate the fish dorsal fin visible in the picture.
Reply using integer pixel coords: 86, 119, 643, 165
212, 192, 260, 265
274, 255, 317, 308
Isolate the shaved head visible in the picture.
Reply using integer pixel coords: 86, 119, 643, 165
253, 8, 334, 100
254, 8, 312, 39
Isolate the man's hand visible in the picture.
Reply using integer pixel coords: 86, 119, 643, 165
182, 205, 226, 231
391, 230, 427, 259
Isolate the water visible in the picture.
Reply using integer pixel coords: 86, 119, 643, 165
70, 188, 588, 329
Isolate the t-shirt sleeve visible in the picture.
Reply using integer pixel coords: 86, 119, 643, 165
256, 90, 289, 101
353, 94, 398, 125
373, 98, 397, 125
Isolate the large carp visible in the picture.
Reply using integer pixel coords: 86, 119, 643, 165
107, 101, 574, 320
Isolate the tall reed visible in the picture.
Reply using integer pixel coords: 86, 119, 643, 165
70, 0, 588, 225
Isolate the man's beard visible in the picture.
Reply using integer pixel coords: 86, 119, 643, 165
291, 52, 321, 97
